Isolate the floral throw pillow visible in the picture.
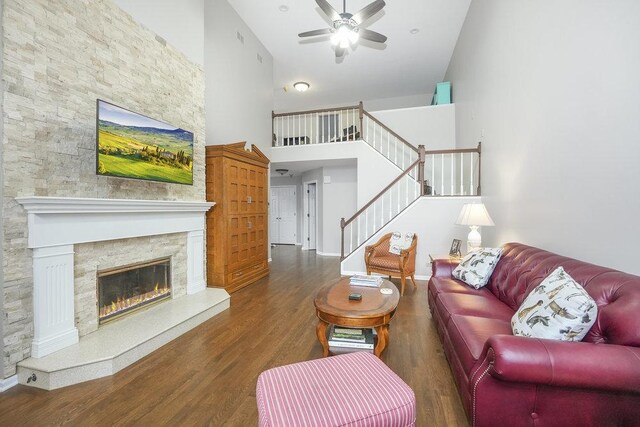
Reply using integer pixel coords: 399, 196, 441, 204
452, 247, 503, 289
511, 266, 597, 342
389, 232, 415, 255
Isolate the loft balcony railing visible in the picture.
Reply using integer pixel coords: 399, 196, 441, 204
271, 101, 482, 260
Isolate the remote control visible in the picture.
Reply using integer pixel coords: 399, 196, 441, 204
348, 293, 362, 301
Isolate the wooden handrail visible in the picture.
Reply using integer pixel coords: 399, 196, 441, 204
342, 158, 420, 228
424, 147, 480, 155
272, 104, 360, 118
362, 111, 419, 153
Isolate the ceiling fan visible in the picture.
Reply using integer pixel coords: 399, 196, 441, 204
298, 0, 388, 57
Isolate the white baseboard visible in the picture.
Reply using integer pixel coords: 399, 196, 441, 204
0, 375, 18, 392
316, 251, 341, 257
268, 258, 272, 263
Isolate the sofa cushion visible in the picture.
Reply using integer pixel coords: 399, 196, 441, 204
435, 292, 514, 325
452, 248, 503, 289
428, 277, 492, 299
511, 267, 597, 341
447, 314, 512, 375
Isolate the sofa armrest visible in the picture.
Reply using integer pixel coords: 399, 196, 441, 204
431, 259, 460, 278
483, 335, 640, 394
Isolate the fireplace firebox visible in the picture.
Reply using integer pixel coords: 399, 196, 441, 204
97, 257, 171, 324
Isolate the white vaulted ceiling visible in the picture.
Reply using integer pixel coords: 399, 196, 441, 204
227, 0, 471, 111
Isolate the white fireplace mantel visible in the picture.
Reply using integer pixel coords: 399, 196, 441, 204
16, 196, 215, 358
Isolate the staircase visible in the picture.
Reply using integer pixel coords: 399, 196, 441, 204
272, 102, 481, 261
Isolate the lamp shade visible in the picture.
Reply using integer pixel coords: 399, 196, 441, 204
455, 203, 495, 226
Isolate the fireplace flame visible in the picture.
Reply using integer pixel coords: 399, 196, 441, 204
99, 283, 170, 320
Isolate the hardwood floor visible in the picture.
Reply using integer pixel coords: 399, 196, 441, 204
0, 246, 468, 426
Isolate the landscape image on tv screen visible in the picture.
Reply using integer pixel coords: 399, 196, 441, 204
96, 100, 194, 185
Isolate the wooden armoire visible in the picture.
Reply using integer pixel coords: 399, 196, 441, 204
205, 142, 270, 293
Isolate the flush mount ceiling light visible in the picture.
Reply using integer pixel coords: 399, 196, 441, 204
279, 5, 289, 12
409, 28, 420, 34
293, 81, 310, 92
276, 168, 289, 176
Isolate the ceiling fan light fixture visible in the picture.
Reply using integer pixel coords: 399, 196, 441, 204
332, 25, 357, 48
293, 81, 310, 92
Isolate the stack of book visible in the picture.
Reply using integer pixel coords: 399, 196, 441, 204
349, 275, 383, 288
328, 326, 375, 354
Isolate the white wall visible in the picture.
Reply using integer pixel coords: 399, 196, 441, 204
371, 104, 456, 150
112, 0, 204, 66
321, 165, 357, 256
204, 0, 274, 153
445, 1, 640, 274
0, 0, 4, 382
362, 94, 433, 112
341, 197, 482, 279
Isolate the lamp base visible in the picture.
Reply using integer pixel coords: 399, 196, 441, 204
467, 226, 482, 253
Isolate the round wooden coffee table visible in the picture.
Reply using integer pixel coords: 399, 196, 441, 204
314, 277, 400, 358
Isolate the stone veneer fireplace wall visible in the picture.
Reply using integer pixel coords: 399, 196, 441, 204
1, 0, 205, 379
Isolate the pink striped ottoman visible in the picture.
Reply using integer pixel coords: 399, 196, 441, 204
256, 352, 416, 426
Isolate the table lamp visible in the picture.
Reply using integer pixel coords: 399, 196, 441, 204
455, 203, 495, 252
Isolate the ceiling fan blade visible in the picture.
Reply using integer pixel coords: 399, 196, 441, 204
299, 28, 333, 38
335, 46, 346, 57
352, 0, 386, 24
315, 0, 341, 21
359, 28, 387, 43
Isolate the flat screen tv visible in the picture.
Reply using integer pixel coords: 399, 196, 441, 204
96, 99, 194, 185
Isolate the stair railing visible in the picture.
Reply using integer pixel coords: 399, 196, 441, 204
340, 147, 424, 260
340, 143, 482, 260
361, 110, 418, 172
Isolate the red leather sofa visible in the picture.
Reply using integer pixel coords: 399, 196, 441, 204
428, 242, 640, 426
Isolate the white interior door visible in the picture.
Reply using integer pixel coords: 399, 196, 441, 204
269, 190, 280, 243
307, 183, 317, 250
270, 186, 297, 244
278, 187, 297, 244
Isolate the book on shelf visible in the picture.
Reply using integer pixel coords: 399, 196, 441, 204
334, 327, 363, 335
349, 275, 383, 288
328, 326, 374, 349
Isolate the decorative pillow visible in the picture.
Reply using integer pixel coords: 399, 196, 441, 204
452, 247, 503, 289
511, 266, 597, 342
389, 232, 414, 255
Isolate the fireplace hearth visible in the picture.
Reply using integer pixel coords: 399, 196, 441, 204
97, 258, 171, 324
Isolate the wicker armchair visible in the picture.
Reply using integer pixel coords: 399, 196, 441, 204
364, 232, 418, 295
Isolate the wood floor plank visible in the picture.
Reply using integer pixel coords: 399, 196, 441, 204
0, 246, 468, 426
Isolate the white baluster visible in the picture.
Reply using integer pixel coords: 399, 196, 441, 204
460, 154, 464, 195
430, 155, 435, 195
441, 154, 445, 196
470, 153, 474, 195
450, 154, 454, 195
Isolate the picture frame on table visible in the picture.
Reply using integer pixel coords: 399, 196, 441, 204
449, 239, 462, 257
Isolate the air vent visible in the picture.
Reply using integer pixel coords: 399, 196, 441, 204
236, 31, 244, 44
257, 53, 263, 63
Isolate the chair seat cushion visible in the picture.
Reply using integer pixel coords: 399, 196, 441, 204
368, 255, 400, 270
256, 352, 416, 427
